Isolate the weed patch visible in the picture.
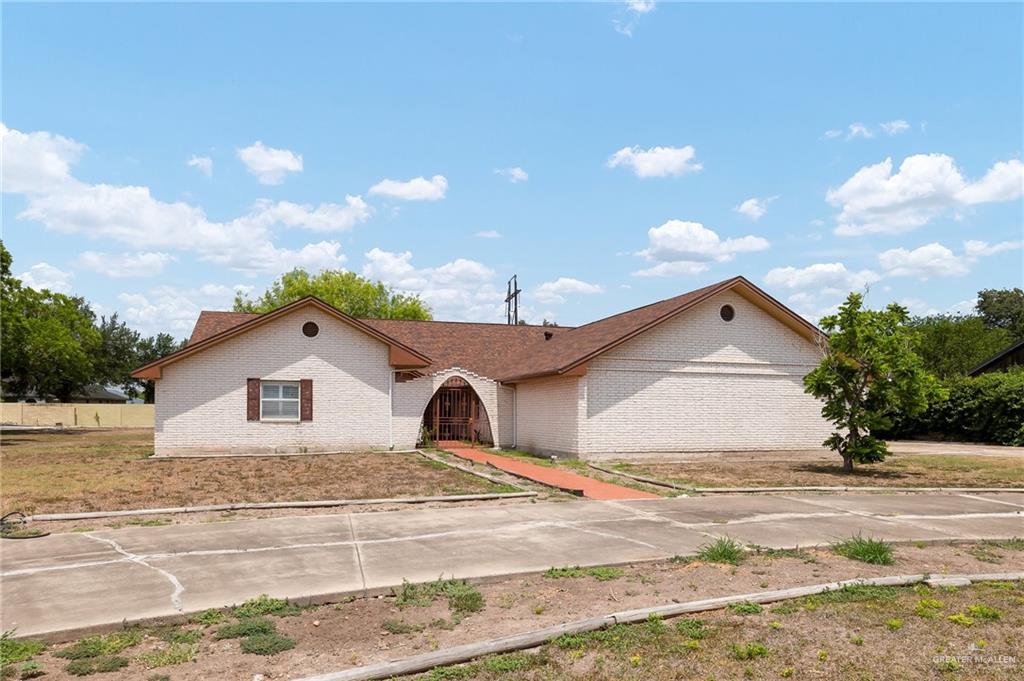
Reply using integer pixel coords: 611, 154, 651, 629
138, 644, 197, 668
213, 618, 276, 640
544, 565, 624, 581
63, 656, 129, 676
0, 631, 44, 666
697, 537, 746, 565
674, 618, 710, 639
232, 594, 303, 618
728, 601, 764, 615
831, 535, 894, 565
239, 632, 296, 656
382, 619, 425, 635
55, 630, 143, 660
731, 642, 769, 660
189, 609, 227, 626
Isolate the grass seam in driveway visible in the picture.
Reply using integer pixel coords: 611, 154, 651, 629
295, 571, 1024, 681
24, 491, 538, 522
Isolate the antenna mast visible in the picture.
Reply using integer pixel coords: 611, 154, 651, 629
505, 275, 521, 325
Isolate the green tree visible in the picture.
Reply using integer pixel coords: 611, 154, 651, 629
804, 293, 942, 473
908, 314, 1012, 378
233, 268, 432, 320
136, 333, 186, 403
96, 314, 143, 396
977, 288, 1024, 340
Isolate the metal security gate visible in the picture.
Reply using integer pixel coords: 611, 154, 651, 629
423, 377, 491, 443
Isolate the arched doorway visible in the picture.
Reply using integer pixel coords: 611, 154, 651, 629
422, 376, 493, 444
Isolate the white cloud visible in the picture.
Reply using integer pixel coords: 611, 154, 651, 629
3, 125, 364, 274
734, 196, 777, 221
78, 251, 174, 278
880, 119, 910, 136
764, 262, 881, 292
784, 291, 841, 323
0, 123, 84, 193
898, 298, 940, 316
963, 239, 1022, 257
846, 122, 874, 139
362, 248, 501, 321
17, 262, 73, 293
878, 243, 969, 279
626, 0, 656, 13
823, 129, 843, 140
607, 145, 702, 178
236, 141, 303, 185
828, 154, 1024, 236
533, 277, 604, 304
118, 283, 253, 337
633, 220, 769, 276
475, 230, 502, 239
186, 155, 213, 177
253, 196, 372, 232
495, 167, 528, 183
368, 174, 448, 201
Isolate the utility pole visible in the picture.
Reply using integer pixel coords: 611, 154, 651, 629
505, 275, 521, 325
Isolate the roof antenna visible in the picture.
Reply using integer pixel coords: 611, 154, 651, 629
505, 275, 521, 325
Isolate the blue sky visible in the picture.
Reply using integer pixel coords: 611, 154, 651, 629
3, 2, 1022, 338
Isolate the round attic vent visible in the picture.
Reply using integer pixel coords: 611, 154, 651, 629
302, 321, 320, 338
720, 304, 735, 322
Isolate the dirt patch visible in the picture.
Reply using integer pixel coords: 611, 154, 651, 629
0, 429, 526, 516
8, 542, 1022, 680
622, 452, 1024, 489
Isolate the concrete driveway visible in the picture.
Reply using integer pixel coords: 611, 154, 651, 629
2, 492, 1022, 637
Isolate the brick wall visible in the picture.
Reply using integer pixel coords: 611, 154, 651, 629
580, 290, 832, 458
155, 308, 392, 455
514, 375, 585, 456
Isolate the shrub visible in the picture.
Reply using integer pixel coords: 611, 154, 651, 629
831, 535, 894, 565
239, 632, 296, 656
731, 642, 769, 660
440, 580, 485, 614
880, 368, 1024, 445
696, 537, 746, 565
232, 594, 302, 618
0, 631, 44, 666
213, 618, 277, 640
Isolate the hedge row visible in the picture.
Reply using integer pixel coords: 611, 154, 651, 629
878, 368, 1024, 446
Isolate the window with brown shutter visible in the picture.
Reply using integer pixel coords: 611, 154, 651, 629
300, 379, 313, 421
246, 378, 260, 421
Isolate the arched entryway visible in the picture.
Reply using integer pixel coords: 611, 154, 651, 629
422, 376, 493, 444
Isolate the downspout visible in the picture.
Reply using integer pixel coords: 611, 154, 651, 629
388, 369, 395, 450
512, 384, 517, 448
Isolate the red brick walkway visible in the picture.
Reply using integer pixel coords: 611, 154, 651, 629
439, 442, 660, 500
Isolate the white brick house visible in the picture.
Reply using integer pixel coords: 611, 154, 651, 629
134, 276, 832, 458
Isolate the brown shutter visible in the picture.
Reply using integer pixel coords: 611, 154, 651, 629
300, 379, 313, 421
247, 378, 260, 421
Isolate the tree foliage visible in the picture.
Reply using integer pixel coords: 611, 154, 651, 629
907, 314, 1012, 378
804, 293, 943, 472
977, 287, 1024, 340
233, 268, 432, 320
1, 241, 183, 402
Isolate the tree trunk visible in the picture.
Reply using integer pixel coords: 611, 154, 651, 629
842, 454, 854, 473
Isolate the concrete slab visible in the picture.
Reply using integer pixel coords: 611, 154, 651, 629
706, 514, 958, 548
151, 544, 364, 612
618, 495, 833, 524
787, 493, 1020, 517
890, 515, 1024, 541
92, 514, 354, 555
1, 561, 176, 637
0, 533, 120, 573
968, 493, 1024, 509
578, 517, 709, 555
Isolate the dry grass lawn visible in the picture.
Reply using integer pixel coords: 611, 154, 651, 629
621, 452, 1024, 489
0, 429, 512, 515
6, 542, 1021, 680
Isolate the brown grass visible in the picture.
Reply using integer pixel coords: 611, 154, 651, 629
11, 542, 1023, 680
0, 429, 508, 514
623, 453, 1024, 489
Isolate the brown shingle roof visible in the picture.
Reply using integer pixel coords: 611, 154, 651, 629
174, 276, 821, 383
189, 311, 262, 344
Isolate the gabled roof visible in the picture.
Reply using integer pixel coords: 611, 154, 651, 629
496, 276, 822, 382
967, 338, 1024, 376
131, 297, 433, 379
139, 276, 822, 383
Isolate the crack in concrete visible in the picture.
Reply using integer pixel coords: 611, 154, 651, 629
83, 533, 185, 612
348, 514, 368, 597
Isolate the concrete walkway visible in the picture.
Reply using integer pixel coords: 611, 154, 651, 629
2, 491, 1022, 637
442, 442, 660, 500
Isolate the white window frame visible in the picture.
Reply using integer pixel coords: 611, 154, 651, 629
260, 381, 301, 422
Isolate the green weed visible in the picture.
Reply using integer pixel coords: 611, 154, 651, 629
239, 632, 296, 656
831, 535, 894, 565
696, 537, 746, 565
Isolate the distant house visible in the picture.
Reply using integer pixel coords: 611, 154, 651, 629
968, 339, 1024, 376
1, 384, 129, 404
132, 276, 833, 459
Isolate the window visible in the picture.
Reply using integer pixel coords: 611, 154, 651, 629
302, 321, 319, 338
261, 382, 300, 420
720, 304, 735, 322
